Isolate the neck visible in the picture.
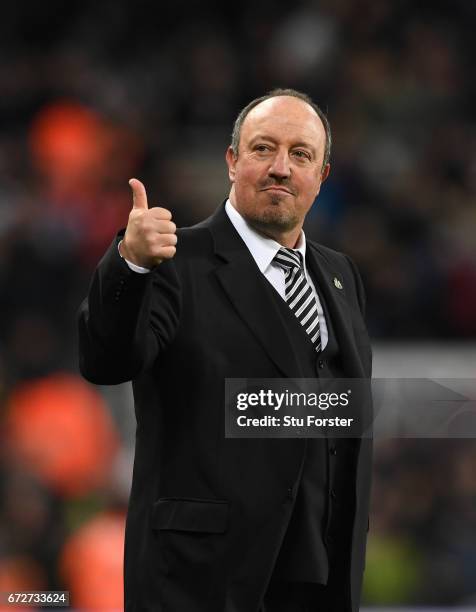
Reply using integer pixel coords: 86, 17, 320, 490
251, 225, 301, 248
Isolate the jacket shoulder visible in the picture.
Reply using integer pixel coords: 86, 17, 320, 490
307, 239, 351, 269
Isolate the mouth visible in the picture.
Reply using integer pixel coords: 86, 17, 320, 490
262, 186, 293, 195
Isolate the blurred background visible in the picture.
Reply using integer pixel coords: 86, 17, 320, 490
0, 0, 475, 609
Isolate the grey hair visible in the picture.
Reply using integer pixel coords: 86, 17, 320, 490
230, 88, 332, 172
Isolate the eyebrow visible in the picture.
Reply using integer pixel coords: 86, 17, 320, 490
249, 135, 316, 155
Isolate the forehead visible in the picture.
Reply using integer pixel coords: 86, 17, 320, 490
241, 96, 326, 149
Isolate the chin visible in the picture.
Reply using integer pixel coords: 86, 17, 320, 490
265, 191, 289, 206
249, 209, 298, 234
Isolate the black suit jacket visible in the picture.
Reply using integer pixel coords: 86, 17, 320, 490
78, 203, 373, 612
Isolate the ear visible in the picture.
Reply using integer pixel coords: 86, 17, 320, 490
321, 163, 330, 183
225, 146, 237, 182
314, 163, 331, 200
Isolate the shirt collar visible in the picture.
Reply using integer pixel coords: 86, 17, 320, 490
225, 199, 307, 273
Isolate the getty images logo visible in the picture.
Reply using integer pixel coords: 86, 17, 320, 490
236, 389, 351, 411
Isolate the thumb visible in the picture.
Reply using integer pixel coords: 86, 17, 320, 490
129, 178, 149, 210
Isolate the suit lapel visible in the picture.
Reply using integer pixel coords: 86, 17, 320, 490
201, 204, 365, 378
203, 205, 303, 378
306, 243, 365, 378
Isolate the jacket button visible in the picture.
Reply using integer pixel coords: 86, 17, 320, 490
318, 360, 325, 369
286, 488, 294, 500
330, 488, 337, 500
329, 446, 337, 455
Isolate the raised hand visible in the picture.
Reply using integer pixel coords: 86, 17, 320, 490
120, 179, 177, 269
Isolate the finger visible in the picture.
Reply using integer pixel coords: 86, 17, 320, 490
129, 178, 149, 210
153, 220, 176, 235
149, 206, 173, 221
153, 246, 176, 262
156, 233, 178, 247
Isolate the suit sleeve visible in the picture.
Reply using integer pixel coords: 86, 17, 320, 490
343, 253, 373, 377
344, 254, 367, 319
77, 235, 181, 385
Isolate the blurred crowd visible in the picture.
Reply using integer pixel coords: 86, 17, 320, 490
0, 0, 475, 608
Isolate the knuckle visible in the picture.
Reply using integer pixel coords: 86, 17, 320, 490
156, 221, 173, 234
157, 207, 172, 220
157, 233, 173, 247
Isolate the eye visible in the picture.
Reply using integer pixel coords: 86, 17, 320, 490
292, 150, 312, 160
254, 144, 271, 153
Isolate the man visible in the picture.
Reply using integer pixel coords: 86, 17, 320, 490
78, 88, 372, 612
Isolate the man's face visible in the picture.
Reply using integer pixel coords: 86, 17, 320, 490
226, 96, 330, 241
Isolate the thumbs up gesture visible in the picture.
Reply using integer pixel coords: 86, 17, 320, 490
120, 179, 177, 269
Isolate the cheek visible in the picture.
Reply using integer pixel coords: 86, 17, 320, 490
236, 160, 263, 184
301, 175, 322, 196
295, 176, 321, 210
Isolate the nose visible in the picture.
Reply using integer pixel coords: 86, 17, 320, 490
268, 149, 291, 180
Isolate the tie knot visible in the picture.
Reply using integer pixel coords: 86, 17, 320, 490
274, 248, 303, 271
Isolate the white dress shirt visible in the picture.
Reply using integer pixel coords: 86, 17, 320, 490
225, 200, 328, 349
119, 201, 329, 349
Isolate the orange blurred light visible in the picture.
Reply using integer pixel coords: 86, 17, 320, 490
29, 101, 110, 188
60, 512, 125, 610
0, 556, 46, 612
5, 374, 119, 497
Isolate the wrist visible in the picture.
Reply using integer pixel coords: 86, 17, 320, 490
118, 238, 132, 260
118, 240, 152, 271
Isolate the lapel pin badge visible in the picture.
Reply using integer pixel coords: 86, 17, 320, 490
333, 277, 343, 290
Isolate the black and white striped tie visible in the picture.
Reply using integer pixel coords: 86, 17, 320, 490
274, 248, 321, 352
